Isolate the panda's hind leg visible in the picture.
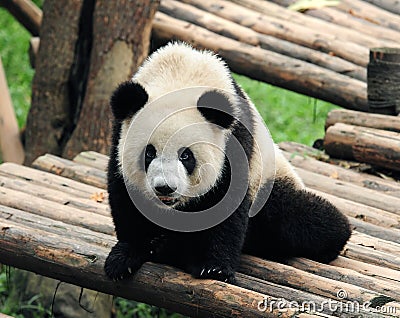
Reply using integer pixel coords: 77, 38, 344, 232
244, 177, 351, 263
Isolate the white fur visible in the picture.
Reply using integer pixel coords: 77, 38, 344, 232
118, 42, 304, 209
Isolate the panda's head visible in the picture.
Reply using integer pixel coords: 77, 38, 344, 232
111, 82, 237, 209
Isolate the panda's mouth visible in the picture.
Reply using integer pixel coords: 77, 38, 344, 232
158, 196, 178, 206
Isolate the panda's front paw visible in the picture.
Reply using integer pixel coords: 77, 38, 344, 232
191, 262, 236, 284
104, 241, 144, 281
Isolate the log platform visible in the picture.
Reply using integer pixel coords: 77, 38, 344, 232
0, 151, 399, 317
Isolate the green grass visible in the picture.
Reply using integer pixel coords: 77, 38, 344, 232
233, 74, 339, 145
0, 4, 339, 317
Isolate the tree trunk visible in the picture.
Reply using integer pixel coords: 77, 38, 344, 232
63, 0, 159, 159
24, 0, 159, 164
23, 0, 86, 165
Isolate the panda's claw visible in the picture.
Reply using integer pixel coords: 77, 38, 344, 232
192, 263, 235, 283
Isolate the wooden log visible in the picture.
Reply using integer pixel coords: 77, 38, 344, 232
0, 204, 115, 249
288, 257, 400, 301
350, 231, 400, 256
331, 256, 400, 283
362, 0, 400, 15
326, 109, 400, 132
0, 162, 105, 199
0, 0, 42, 36
0, 186, 114, 235
324, 123, 400, 171
339, 0, 400, 33
181, 0, 370, 67
368, 48, 400, 115
343, 242, 400, 271
348, 216, 400, 242
294, 166, 400, 215
32, 154, 107, 189
73, 151, 109, 171
0, 220, 324, 318
230, 0, 397, 48
279, 141, 374, 171
0, 57, 24, 164
240, 255, 400, 314
283, 150, 400, 198
235, 274, 339, 317
308, 188, 400, 230
0, 174, 110, 216
300, 6, 400, 44
28, 36, 39, 68
160, 0, 367, 81
153, 12, 368, 111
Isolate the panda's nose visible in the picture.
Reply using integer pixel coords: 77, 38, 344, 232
155, 184, 176, 196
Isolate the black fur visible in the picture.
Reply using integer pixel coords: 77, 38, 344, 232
197, 90, 235, 129
110, 81, 148, 121
105, 50, 351, 284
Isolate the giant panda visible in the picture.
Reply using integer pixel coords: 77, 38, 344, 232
104, 42, 351, 283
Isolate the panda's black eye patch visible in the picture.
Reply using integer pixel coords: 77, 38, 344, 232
143, 144, 156, 171
178, 147, 196, 175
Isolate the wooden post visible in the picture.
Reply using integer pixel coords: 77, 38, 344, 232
0, 0, 42, 36
367, 48, 400, 115
0, 57, 25, 164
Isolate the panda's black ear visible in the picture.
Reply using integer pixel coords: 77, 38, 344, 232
197, 90, 235, 129
110, 81, 148, 121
